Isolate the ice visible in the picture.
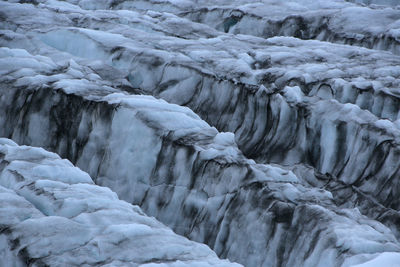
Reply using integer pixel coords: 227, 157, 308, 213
2, 0, 400, 266
0, 138, 17, 146
282, 86, 304, 103
40, 29, 113, 62
348, 0, 400, 6
1, 51, 400, 265
66, 0, 400, 54
349, 252, 400, 267
0, 139, 240, 266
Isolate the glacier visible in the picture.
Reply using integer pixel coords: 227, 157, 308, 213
0, 138, 240, 266
2, 0, 400, 266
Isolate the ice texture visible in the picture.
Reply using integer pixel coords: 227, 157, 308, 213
61, 0, 400, 55
2, 0, 400, 266
347, 0, 400, 6
0, 138, 240, 266
1, 46, 400, 266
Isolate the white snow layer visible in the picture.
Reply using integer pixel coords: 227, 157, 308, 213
0, 138, 240, 267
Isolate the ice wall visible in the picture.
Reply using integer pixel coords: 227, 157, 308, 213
0, 138, 239, 266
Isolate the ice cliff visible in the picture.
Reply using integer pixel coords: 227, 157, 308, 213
2, 0, 400, 266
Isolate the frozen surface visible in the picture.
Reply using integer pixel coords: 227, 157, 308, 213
2, 0, 400, 266
64, 0, 400, 54
1, 46, 400, 266
347, 0, 400, 6
349, 252, 400, 267
0, 138, 240, 267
